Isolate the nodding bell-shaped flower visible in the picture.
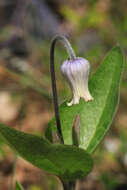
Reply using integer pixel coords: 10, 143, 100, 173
61, 57, 93, 106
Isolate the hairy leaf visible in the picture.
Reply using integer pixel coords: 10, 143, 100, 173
0, 125, 93, 180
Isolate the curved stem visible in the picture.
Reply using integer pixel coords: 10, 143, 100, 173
53, 35, 76, 60
50, 35, 76, 143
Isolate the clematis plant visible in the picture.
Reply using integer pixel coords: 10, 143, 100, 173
0, 35, 124, 190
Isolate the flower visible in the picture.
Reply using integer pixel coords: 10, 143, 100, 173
60, 57, 93, 106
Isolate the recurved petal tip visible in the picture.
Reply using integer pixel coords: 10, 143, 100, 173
61, 57, 93, 106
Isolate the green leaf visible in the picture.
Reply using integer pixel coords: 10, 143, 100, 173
16, 181, 24, 190
0, 124, 93, 180
49, 46, 123, 153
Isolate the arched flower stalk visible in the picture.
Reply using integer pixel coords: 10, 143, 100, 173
50, 35, 93, 143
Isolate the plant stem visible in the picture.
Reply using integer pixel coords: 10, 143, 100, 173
9, 89, 26, 190
53, 35, 76, 60
62, 180, 76, 190
50, 35, 76, 143
9, 154, 17, 190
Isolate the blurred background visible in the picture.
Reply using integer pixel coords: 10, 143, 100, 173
0, 0, 127, 190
